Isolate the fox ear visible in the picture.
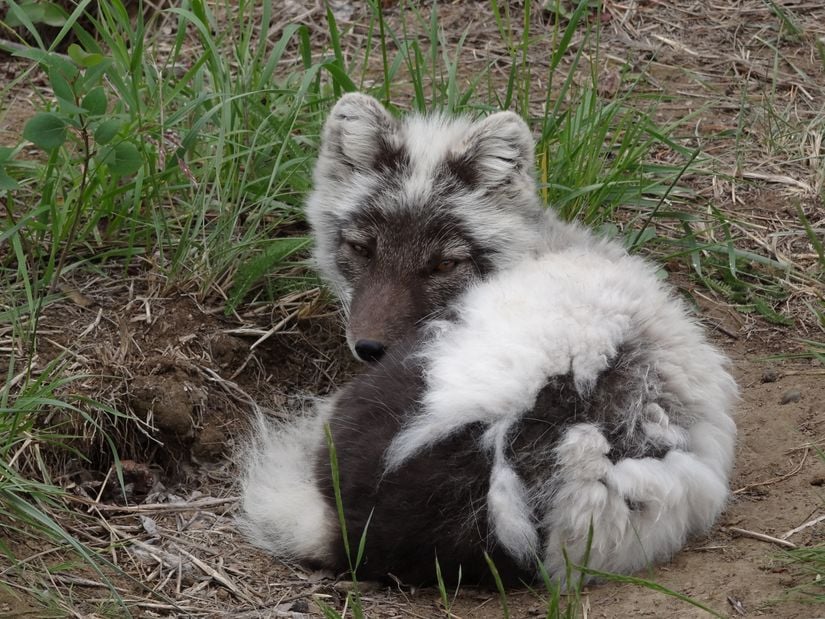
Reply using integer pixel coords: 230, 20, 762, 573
447, 111, 535, 188
318, 93, 400, 178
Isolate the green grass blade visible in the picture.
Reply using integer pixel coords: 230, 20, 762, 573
484, 551, 510, 619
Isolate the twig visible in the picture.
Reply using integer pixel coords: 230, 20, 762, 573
250, 308, 300, 351
741, 171, 813, 193
128, 538, 194, 573
78, 307, 104, 338
650, 33, 699, 56
781, 514, 825, 540
223, 327, 271, 336
7, 361, 35, 391
703, 319, 739, 340
780, 369, 825, 377
785, 439, 825, 454
67, 495, 238, 513
172, 544, 254, 604
733, 449, 808, 494
727, 595, 747, 616
726, 527, 797, 549
51, 574, 113, 589
199, 366, 260, 410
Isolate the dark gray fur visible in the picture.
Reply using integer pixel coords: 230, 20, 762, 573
316, 338, 672, 586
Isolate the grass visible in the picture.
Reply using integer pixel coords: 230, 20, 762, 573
782, 445, 825, 605
0, 354, 129, 612
0, 0, 823, 615
785, 545, 825, 604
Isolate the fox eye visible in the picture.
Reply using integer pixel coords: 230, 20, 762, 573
432, 258, 458, 274
346, 242, 372, 260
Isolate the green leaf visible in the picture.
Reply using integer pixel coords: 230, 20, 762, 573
227, 237, 310, 311
753, 297, 794, 326
93, 119, 121, 145
107, 142, 142, 176
48, 55, 80, 82
0, 147, 14, 163
0, 169, 18, 191
82, 60, 112, 90
23, 113, 67, 151
320, 60, 358, 93
56, 98, 87, 116
627, 225, 656, 249
40, 1, 70, 27
81, 87, 107, 116
67, 44, 106, 68
48, 66, 74, 102
8, 2, 70, 28
6, 2, 42, 27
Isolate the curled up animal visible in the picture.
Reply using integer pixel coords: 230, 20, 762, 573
239, 93, 738, 587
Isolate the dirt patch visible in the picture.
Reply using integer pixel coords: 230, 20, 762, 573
0, 588, 49, 618
9, 277, 823, 617
7, 273, 352, 486
130, 365, 206, 439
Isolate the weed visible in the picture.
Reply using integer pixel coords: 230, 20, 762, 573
782, 447, 825, 604
785, 545, 825, 603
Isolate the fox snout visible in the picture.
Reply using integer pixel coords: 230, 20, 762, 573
347, 280, 416, 363
353, 339, 386, 362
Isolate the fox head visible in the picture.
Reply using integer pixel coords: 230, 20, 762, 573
306, 93, 551, 362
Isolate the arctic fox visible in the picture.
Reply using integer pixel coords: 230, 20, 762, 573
240, 93, 737, 586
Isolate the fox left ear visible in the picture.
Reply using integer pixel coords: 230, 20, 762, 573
447, 111, 535, 188
317, 93, 401, 180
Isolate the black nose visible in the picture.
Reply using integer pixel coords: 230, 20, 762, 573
354, 339, 385, 363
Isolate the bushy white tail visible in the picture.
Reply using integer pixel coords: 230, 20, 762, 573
238, 403, 334, 564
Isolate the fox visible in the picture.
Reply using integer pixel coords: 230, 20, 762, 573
240, 93, 738, 587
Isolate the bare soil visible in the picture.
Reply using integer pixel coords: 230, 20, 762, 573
2, 0, 824, 617
3, 279, 823, 618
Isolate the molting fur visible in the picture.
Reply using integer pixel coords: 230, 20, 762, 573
240, 93, 737, 587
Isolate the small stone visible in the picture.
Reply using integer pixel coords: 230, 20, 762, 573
780, 388, 802, 404
761, 368, 779, 383
810, 477, 825, 487
289, 599, 310, 613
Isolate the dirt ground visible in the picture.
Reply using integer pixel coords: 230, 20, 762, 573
2, 0, 824, 618
4, 291, 824, 618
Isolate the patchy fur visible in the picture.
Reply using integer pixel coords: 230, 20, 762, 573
240, 94, 738, 587
305, 93, 615, 360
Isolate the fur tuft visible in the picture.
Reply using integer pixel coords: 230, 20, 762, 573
238, 402, 336, 564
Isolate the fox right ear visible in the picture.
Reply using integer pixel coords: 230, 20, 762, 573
447, 111, 535, 189
318, 93, 400, 179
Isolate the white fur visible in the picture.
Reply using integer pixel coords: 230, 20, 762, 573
381, 244, 737, 579
542, 423, 729, 581
239, 400, 336, 563
641, 403, 689, 450
386, 248, 650, 467
243, 94, 738, 583
484, 421, 539, 566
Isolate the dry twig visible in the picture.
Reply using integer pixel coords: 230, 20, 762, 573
726, 527, 797, 549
